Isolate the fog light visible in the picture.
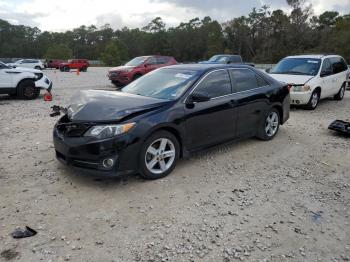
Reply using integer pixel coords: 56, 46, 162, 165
102, 158, 114, 168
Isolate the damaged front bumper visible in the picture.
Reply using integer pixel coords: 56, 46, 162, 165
35, 75, 53, 91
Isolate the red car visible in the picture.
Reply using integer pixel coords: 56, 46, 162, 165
59, 59, 89, 72
46, 59, 65, 69
108, 56, 177, 87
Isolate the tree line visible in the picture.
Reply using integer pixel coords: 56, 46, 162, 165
0, 0, 349, 65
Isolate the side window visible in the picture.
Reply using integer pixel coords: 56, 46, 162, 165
147, 57, 157, 65
230, 69, 258, 92
195, 70, 232, 98
321, 59, 333, 76
256, 74, 269, 87
157, 57, 169, 64
330, 57, 347, 74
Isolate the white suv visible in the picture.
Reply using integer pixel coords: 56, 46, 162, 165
8, 59, 45, 70
0, 62, 52, 99
269, 55, 348, 109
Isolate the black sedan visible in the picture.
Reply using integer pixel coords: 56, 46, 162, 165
53, 64, 290, 179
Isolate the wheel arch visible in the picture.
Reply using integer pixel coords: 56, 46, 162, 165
16, 78, 36, 90
142, 125, 184, 158
271, 104, 283, 124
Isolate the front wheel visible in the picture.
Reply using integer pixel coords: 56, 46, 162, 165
334, 83, 346, 101
139, 131, 180, 179
34, 66, 42, 70
17, 80, 40, 100
305, 90, 320, 110
257, 108, 280, 141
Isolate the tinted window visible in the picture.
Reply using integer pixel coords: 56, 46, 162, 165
230, 69, 259, 92
229, 56, 242, 63
195, 70, 232, 98
256, 74, 269, 87
271, 58, 321, 76
321, 58, 333, 75
330, 57, 347, 74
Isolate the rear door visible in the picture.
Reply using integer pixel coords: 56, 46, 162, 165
185, 69, 237, 150
329, 56, 348, 94
229, 68, 271, 137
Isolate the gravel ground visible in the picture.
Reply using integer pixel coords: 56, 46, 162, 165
0, 67, 350, 262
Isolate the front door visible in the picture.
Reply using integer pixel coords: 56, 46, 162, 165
0, 66, 13, 88
185, 69, 237, 150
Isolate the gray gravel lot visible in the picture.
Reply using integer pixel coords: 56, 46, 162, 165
1, 67, 350, 262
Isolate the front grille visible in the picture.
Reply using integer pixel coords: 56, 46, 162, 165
110, 71, 120, 77
56, 115, 91, 137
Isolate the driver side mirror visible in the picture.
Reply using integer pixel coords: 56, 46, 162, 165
187, 92, 211, 105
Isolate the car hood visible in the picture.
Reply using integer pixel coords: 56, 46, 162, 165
268, 74, 314, 85
67, 90, 169, 122
5, 67, 41, 74
109, 65, 135, 72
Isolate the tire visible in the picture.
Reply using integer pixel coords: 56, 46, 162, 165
64, 66, 70, 72
257, 108, 280, 141
133, 74, 142, 81
305, 90, 320, 110
334, 83, 346, 101
81, 67, 87, 72
59, 67, 64, 72
112, 81, 124, 89
17, 79, 40, 100
139, 130, 180, 180
34, 66, 41, 70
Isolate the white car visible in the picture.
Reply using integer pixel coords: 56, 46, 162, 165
0, 62, 52, 99
268, 55, 348, 109
8, 59, 44, 70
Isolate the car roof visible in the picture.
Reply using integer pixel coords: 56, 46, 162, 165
163, 63, 253, 72
286, 54, 342, 59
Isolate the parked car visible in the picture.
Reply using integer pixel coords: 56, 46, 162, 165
53, 64, 290, 179
7, 59, 44, 70
199, 54, 255, 67
0, 62, 52, 99
107, 56, 177, 87
59, 59, 89, 72
46, 59, 65, 69
268, 54, 348, 109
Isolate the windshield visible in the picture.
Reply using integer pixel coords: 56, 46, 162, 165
209, 55, 228, 62
271, 58, 321, 76
125, 56, 149, 67
122, 68, 200, 100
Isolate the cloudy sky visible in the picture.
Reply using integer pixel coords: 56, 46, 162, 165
0, 0, 349, 31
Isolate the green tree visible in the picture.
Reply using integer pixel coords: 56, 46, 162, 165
100, 40, 128, 66
44, 44, 72, 59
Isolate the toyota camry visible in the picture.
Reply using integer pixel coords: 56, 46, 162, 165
53, 64, 290, 179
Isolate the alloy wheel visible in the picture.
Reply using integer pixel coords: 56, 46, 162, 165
145, 138, 176, 174
265, 111, 279, 137
311, 92, 319, 108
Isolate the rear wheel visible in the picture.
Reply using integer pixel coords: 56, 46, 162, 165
334, 83, 346, 101
63, 66, 70, 72
81, 67, 87, 72
34, 66, 41, 70
257, 108, 280, 141
17, 80, 40, 100
305, 90, 320, 110
139, 131, 180, 179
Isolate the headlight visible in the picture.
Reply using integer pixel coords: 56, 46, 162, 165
84, 123, 135, 139
292, 85, 311, 92
34, 73, 43, 80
